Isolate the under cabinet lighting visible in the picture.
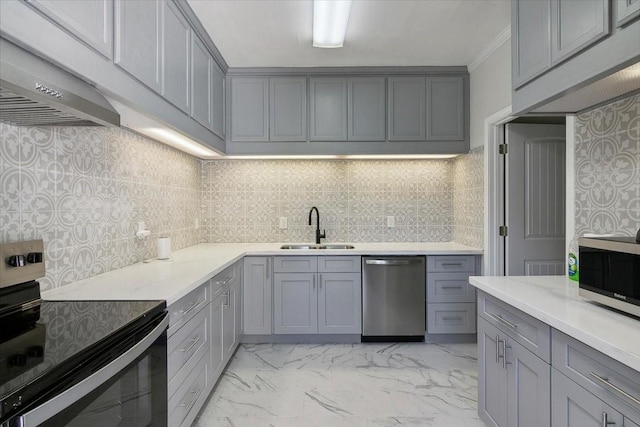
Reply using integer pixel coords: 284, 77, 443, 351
313, 0, 353, 48
142, 128, 220, 158
219, 154, 460, 160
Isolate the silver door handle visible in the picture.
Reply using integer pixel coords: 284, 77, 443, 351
441, 285, 463, 289
313, 275, 316, 289
602, 412, 616, 426
365, 259, 421, 265
442, 316, 463, 321
590, 372, 640, 406
319, 274, 322, 289
496, 334, 502, 364
501, 338, 511, 370
183, 299, 205, 316
181, 336, 202, 353
441, 262, 463, 267
487, 312, 518, 330
180, 387, 202, 412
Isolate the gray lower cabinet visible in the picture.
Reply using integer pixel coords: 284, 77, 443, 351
426, 255, 477, 335
347, 77, 386, 141
426, 77, 464, 141
162, 0, 190, 113
309, 77, 348, 141
114, 0, 162, 93
231, 77, 269, 142
550, 0, 610, 66
511, 0, 552, 88
478, 318, 509, 427
210, 291, 224, 379
387, 76, 426, 141
25, 0, 114, 58
269, 77, 307, 142
243, 257, 272, 335
272, 256, 362, 335
618, 0, 640, 26
190, 35, 212, 129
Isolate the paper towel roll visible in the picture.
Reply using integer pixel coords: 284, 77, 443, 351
157, 237, 171, 260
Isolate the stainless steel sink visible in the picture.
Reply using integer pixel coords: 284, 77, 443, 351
280, 244, 355, 250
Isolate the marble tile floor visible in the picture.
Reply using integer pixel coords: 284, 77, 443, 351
193, 342, 485, 427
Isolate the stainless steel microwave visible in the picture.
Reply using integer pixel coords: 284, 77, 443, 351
579, 237, 640, 317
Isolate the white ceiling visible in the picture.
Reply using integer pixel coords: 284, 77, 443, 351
187, 0, 511, 68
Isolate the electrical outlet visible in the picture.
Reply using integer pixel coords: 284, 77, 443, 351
279, 217, 288, 229
194, 218, 199, 229
387, 216, 395, 228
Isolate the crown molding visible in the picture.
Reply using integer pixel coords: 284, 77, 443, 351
467, 25, 511, 73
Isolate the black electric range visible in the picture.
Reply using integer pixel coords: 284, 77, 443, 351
0, 240, 168, 426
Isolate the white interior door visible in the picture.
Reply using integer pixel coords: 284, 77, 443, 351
505, 123, 566, 276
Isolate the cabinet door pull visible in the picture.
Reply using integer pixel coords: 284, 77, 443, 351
181, 336, 201, 353
496, 334, 502, 364
602, 412, 616, 426
180, 388, 202, 412
442, 316, 463, 321
590, 372, 640, 406
223, 291, 230, 308
501, 339, 511, 370
266, 258, 270, 279
312, 275, 316, 289
441, 262, 463, 267
441, 285, 463, 289
487, 312, 518, 329
319, 274, 322, 289
183, 299, 205, 316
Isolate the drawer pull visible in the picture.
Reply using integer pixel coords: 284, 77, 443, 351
180, 387, 202, 412
602, 412, 616, 426
487, 312, 518, 330
441, 285, 463, 289
590, 372, 640, 406
496, 334, 503, 365
216, 276, 233, 286
441, 262, 463, 267
442, 316, 463, 321
183, 299, 205, 316
180, 336, 201, 353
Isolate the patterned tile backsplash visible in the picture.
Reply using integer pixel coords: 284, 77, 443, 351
574, 93, 640, 239
0, 123, 203, 291
202, 155, 485, 246
453, 147, 484, 248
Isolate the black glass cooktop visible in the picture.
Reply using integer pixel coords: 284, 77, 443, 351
0, 299, 165, 403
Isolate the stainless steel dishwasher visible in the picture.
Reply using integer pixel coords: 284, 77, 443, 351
362, 256, 425, 340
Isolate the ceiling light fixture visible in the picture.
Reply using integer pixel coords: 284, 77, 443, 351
313, 0, 353, 48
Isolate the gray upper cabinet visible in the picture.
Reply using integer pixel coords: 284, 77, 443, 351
114, 0, 162, 93
309, 77, 348, 141
617, 0, 640, 26
190, 35, 212, 129
26, 0, 114, 59
426, 76, 464, 141
270, 77, 307, 142
231, 77, 269, 142
347, 77, 386, 141
550, 0, 610, 66
211, 62, 225, 138
387, 77, 426, 141
162, 0, 190, 113
512, 0, 551, 88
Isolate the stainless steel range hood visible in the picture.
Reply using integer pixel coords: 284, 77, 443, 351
0, 39, 119, 127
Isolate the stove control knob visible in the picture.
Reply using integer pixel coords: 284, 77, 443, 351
7, 255, 26, 267
9, 354, 28, 367
26, 252, 43, 263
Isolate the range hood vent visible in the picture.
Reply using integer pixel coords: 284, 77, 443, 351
0, 39, 119, 127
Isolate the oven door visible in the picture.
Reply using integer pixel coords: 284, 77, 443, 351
7, 314, 168, 427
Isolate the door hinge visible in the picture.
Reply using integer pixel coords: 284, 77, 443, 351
499, 144, 508, 155
499, 226, 508, 237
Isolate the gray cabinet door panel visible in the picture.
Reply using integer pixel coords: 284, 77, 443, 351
190, 35, 212, 129
617, 0, 640, 26
512, 0, 552, 88
114, 0, 161, 93
26, 0, 114, 58
427, 303, 476, 334
552, 369, 624, 427
211, 293, 224, 378
274, 273, 318, 334
318, 273, 361, 334
551, 0, 610, 66
478, 317, 509, 427
243, 257, 272, 335
309, 77, 348, 141
212, 62, 225, 138
162, 0, 190, 113
222, 284, 237, 358
507, 336, 551, 427
348, 77, 386, 141
426, 77, 464, 141
231, 77, 269, 142
388, 77, 426, 141
270, 77, 307, 142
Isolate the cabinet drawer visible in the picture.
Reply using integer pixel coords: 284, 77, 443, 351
167, 305, 209, 390
212, 262, 240, 297
552, 329, 640, 421
427, 256, 476, 273
477, 291, 551, 363
427, 303, 476, 334
168, 283, 209, 335
273, 256, 317, 273
427, 272, 475, 303
168, 351, 209, 427
318, 256, 360, 273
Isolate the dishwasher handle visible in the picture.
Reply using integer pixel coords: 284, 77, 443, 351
365, 258, 422, 266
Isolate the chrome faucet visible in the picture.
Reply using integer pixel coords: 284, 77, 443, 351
308, 206, 326, 244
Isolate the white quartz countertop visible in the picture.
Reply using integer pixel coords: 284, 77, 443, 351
43, 242, 481, 306
469, 275, 640, 372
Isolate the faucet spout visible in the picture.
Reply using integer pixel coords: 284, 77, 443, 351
308, 206, 326, 244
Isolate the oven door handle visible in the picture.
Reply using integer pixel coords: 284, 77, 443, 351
16, 314, 169, 427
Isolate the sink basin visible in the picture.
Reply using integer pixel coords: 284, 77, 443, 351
280, 244, 355, 250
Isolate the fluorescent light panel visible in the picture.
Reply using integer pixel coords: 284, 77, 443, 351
313, 0, 352, 48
